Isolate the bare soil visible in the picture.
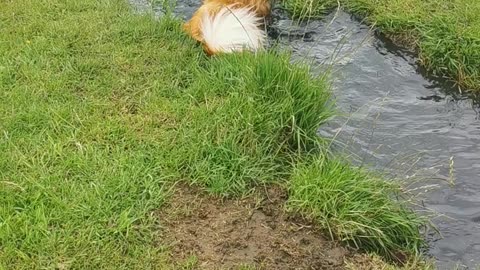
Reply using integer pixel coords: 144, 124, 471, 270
158, 184, 353, 269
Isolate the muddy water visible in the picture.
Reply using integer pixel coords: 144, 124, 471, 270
129, 1, 480, 268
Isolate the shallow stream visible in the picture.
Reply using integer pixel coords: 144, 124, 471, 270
129, 1, 480, 267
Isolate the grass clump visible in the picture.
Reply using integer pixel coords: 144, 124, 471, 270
282, 0, 480, 91
174, 53, 332, 195
288, 155, 425, 260
282, 0, 337, 19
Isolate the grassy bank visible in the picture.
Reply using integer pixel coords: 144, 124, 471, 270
1, 0, 425, 268
283, 0, 480, 92
288, 156, 425, 260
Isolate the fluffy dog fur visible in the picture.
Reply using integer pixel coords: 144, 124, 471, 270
183, 0, 270, 55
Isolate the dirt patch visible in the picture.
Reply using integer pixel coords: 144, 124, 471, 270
158, 184, 352, 269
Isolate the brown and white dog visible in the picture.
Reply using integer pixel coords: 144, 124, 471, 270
183, 0, 270, 55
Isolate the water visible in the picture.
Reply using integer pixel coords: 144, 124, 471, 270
129, 1, 480, 268
269, 10, 480, 269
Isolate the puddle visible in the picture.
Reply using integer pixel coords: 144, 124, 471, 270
129, 1, 480, 268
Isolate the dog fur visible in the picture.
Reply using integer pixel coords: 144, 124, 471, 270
183, 0, 270, 55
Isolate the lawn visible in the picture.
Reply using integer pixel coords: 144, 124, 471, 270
283, 0, 480, 92
1, 0, 425, 268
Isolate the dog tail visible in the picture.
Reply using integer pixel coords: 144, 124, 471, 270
200, 5, 266, 55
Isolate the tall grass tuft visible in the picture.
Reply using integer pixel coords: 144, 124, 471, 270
282, 0, 336, 19
288, 154, 426, 260
174, 52, 332, 195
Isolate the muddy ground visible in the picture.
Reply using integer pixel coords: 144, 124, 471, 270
157, 184, 367, 269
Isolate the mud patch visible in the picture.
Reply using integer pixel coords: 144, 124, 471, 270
158, 185, 351, 269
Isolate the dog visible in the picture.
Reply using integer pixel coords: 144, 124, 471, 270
183, 0, 271, 55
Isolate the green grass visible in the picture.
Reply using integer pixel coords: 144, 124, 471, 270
173, 52, 332, 195
288, 155, 426, 260
1, 0, 425, 268
0, 1, 192, 267
282, 0, 336, 19
282, 0, 480, 92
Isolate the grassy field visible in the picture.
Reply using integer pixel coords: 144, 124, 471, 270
1, 0, 425, 268
283, 0, 480, 92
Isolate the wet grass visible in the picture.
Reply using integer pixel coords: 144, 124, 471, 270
282, 0, 480, 92
1, 0, 425, 268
